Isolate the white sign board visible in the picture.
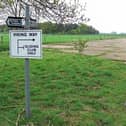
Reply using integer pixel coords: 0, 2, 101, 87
10, 30, 42, 59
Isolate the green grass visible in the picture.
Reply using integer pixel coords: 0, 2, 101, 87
1, 33, 126, 50
43, 34, 126, 43
1, 33, 126, 53
0, 33, 9, 51
1, 50, 126, 125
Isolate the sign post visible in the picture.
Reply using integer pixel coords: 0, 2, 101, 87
9, 30, 42, 119
7, 3, 42, 119
25, 4, 31, 118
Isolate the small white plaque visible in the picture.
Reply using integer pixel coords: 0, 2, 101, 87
10, 30, 42, 59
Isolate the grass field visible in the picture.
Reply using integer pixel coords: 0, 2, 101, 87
1, 33, 126, 125
1, 49, 126, 125
1, 33, 126, 44
43, 34, 126, 43
1, 33, 126, 52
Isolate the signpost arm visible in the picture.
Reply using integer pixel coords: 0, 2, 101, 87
24, 4, 31, 118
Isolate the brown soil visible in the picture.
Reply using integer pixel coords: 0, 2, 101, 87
43, 39, 126, 61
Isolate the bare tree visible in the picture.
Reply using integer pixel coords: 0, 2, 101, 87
0, 0, 24, 16
0, 0, 89, 24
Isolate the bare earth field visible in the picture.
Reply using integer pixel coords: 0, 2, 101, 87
43, 38, 126, 62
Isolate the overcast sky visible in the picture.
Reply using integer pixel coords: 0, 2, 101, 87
84, 0, 126, 33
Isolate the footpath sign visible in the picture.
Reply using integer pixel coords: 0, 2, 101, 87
6, 16, 25, 28
6, 16, 37, 28
10, 30, 42, 59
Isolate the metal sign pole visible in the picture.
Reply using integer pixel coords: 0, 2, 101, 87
6, 2, 41, 119
25, 4, 31, 118
25, 58, 31, 118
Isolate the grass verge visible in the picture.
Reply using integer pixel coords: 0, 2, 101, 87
1, 50, 126, 125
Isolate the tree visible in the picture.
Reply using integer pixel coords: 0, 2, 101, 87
0, 0, 89, 24
39, 22, 57, 33
38, 22, 99, 34
0, 0, 24, 17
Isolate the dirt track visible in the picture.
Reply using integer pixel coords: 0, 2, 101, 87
43, 39, 126, 61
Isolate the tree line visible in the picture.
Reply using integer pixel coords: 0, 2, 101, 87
0, 22, 99, 34
39, 22, 99, 34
